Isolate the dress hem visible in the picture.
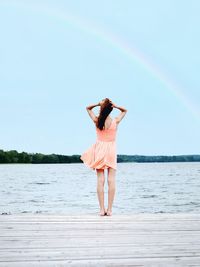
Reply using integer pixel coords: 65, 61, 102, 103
80, 157, 117, 171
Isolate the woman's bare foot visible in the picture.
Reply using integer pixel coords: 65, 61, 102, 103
99, 209, 106, 216
105, 209, 112, 216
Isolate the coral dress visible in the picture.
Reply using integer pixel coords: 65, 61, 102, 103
80, 118, 118, 170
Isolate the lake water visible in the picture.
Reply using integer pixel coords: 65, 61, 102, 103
0, 162, 200, 215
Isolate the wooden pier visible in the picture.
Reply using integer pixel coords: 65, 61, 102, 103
0, 213, 200, 266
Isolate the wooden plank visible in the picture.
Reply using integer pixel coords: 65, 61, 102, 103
5, 214, 198, 219
0, 213, 199, 266
0, 257, 200, 267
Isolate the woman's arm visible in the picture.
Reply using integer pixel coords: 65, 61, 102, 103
86, 102, 100, 123
111, 102, 127, 124
86, 103, 100, 110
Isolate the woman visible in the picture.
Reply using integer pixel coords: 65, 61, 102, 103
80, 98, 127, 216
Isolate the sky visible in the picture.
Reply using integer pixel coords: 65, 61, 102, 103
0, 0, 200, 156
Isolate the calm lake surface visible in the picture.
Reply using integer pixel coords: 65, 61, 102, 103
0, 162, 200, 215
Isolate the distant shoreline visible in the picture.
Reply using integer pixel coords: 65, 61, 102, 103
1, 149, 200, 164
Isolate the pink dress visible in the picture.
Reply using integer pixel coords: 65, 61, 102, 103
80, 118, 118, 170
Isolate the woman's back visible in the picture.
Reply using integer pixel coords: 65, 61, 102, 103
95, 117, 117, 142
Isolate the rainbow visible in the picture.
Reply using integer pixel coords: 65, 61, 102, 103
2, 1, 200, 120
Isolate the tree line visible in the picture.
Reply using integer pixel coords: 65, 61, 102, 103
117, 154, 200, 163
0, 149, 80, 164
0, 149, 200, 164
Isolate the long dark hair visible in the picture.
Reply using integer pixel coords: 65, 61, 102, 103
96, 98, 113, 130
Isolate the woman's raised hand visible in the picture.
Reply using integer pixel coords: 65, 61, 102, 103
110, 101, 117, 108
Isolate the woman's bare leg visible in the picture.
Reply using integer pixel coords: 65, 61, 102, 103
96, 169, 106, 215
107, 167, 116, 215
